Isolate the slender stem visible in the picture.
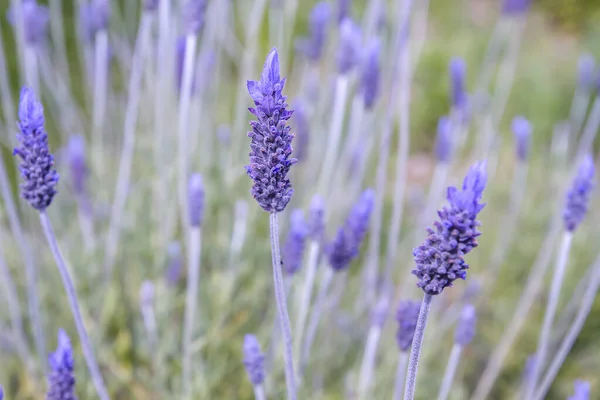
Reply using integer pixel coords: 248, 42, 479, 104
533, 257, 600, 400
24, 45, 39, 95
526, 232, 573, 399
317, 75, 350, 196
0, 24, 16, 139
392, 352, 409, 400
269, 213, 297, 400
254, 384, 267, 400
229, 200, 249, 268
47, 0, 69, 81
568, 86, 592, 141
403, 293, 433, 400
9, 0, 25, 74
76, 194, 96, 252
437, 344, 463, 400
294, 241, 320, 364
182, 227, 203, 395
141, 305, 158, 348
103, 14, 153, 283
92, 30, 110, 178
357, 325, 383, 398
39, 211, 110, 400
575, 95, 600, 162
178, 35, 198, 241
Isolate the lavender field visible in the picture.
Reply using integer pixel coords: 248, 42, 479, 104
1, 0, 600, 399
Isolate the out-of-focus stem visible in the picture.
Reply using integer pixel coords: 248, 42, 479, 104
575, 95, 600, 162
92, 30, 110, 178
533, 256, 600, 400
39, 211, 110, 400
182, 227, 203, 396
413, 163, 449, 246
437, 344, 462, 400
526, 232, 573, 400
357, 324, 382, 398
269, 213, 297, 400
229, 200, 249, 268
9, 0, 25, 73
103, 13, 153, 284
254, 384, 267, 400
294, 241, 320, 366
403, 293, 433, 400
569, 86, 592, 141
47, 0, 70, 81
392, 352, 409, 400
24, 46, 39, 95
0, 25, 16, 138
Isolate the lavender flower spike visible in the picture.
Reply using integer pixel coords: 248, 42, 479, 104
46, 329, 77, 400
337, 0, 351, 22
512, 116, 531, 162
79, 0, 110, 43
502, 0, 531, 14
184, 0, 207, 34
337, 18, 361, 74
308, 194, 325, 242
396, 300, 420, 352
246, 48, 296, 213
188, 173, 205, 227
435, 116, 452, 163
360, 38, 381, 110
7, 0, 49, 45
568, 380, 591, 400
243, 334, 265, 385
296, 2, 331, 62
0, 385, 3, 400
563, 155, 594, 232
144, 0, 159, 11
578, 54, 595, 90
328, 189, 374, 271
449, 58, 467, 110
412, 161, 487, 295
67, 135, 88, 200
13, 86, 59, 210
454, 304, 476, 346
283, 210, 309, 275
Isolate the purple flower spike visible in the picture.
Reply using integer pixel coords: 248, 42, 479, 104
46, 329, 76, 400
454, 304, 476, 346
449, 58, 467, 110
568, 380, 591, 400
563, 156, 595, 232
360, 38, 381, 110
292, 99, 310, 162
337, 18, 361, 74
502, 0, 531, 14
0, 385, 3, 400
67, 135, 89, 199
396, 300, 420, 352
308, 194, 325, 242
139, 280, 155, 309
79, 0, 110, 43
435, 116, 452, 163
296, 2, 331, 62
144, 0, 159, 11
578, 54, 595, 90
7, 0, 49, 45
283, 209, 309, 275
328, 189, 374, 271
188, 173, 205, 227
246, 48, 296, 213
512, 116, 531, 162
522, 354, 536, 383
371, 296, 389, 328
412, 161, 487, 295
184, 0, 207, 34
337, 0, 351, 22
13, 86, 59, 211
176, 36, 198, 94
243, 334, 265, 386
165, 241, 183, 286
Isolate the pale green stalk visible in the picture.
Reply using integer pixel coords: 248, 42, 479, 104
403, 294, 433, 400
357, 324, 383, 398
525, 232, 573, 400
437, 344, 462, 400
92, 30, 110, 178
392, 352, 409, 400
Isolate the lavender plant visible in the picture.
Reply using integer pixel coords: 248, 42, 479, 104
46, 330, 76, 400
244, 334, 267, 400
392, 300, 420, 400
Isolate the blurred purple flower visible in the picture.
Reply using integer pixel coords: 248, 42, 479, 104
46, 330, 76, 400
79, 0, 110, 43
435, 116, 452, 163
66, 135, 88, 199
308, 194, 325, 242
165, 241, 183, 286
7, 0, 49, 45
360, 38, 381, 110
184, 0, 207, 34
449, 58, 467, 110
563, 155, 595, 232
454, 304, 476, 346
512, 116, 531, 162
371, 296, 389, 328
568, 380, 590, 400
188, 173, 205, 227
578, 53, 595, 90
292, 99, 310, 162
283, 209, 309, 275
337, 0, 351, 22
296, 2, 331, 62
13, 87, 59, 211
139, 280, 155, 309
396, 300, 420, 352
144, 0, 159, 11
502, 0, 531, 14
412, 161, 487, 295
243, 334, 265, 385
246, 48, 296, 213
337, 18, 361, 74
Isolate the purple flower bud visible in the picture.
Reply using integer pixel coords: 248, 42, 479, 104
449, 58, 467, 110
184, 0, 207, 34
296, 2, 331, 62
139, 280, 155, 309
563, 155, 594, 232
337, 0, 351, 22
144, 0, 159, 11
328, 189, 374, 271
521, 353, 536, 384
7, 0, 49, 45
188, 173, 205, 227
283, 209, 309, 275
337, 18, 361, 74
360, 38, 381, 110
454, 304, 476, 346
165, 241, 183, 286
0, 385, 3, 400
308, 194, 325, 242
578, 54, 595, 89
46, 329, 76, 400
67, 135, 88, 198
396, 300, 420, 352
243, 334, 265, 386
292, 99, 310, 162
568, 380, 591, 400
412, 161, 487, 295
502, 0, 531, 14
79, 0, 110, 43
512, 116, 531, 162
13, 87, 59, 211
371, 296, 389, 327
435, 116, 452, 163
246, 48, 296, 213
